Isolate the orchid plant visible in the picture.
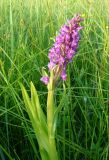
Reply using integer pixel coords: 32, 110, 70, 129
21, 14, 83, 160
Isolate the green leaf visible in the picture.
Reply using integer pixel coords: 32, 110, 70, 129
21, 83, 49, 154
30, 82, 49, 148
21, 84, 38, 122
30, 81, 47, 126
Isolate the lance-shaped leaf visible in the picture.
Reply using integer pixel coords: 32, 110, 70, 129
21, 84, 49, 154
30, 81, 48, 135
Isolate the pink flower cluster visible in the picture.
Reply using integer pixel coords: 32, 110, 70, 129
41, 15, 83, 85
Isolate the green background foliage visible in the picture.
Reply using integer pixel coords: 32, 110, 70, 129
0, 0, 109, 159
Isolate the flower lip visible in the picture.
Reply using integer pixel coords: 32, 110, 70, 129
40, 76, 49, 85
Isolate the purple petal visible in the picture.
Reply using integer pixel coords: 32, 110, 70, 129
61, 70, 67, 81
67, 49, 75, 60
48, 62, 55, 70
40, 76, 49, 85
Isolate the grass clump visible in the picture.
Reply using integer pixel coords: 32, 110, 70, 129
1, 0, 109, 159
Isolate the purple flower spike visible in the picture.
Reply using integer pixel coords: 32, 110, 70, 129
41, 14, 83, 85
40, 76, 49, 85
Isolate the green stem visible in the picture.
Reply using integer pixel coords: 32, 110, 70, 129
40, 147, 49, 160
47, 74, 58, 160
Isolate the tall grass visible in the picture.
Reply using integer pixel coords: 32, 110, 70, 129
0, 0, 109, 159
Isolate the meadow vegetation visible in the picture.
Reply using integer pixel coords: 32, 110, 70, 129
1, 0, 109, 159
